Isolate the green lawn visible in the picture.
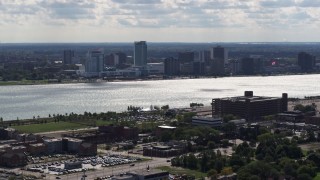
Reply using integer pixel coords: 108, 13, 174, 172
157, 166, 207, 179
314, 173, 320, 180
13, 121, 89, 133
95, 120, 116, 126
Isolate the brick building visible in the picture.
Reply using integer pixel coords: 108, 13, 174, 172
213, 91, 288, 121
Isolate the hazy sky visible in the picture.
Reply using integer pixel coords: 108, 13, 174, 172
1, 0, 320, 43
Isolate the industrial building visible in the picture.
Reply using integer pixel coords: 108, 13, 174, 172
212, 91, 288, 121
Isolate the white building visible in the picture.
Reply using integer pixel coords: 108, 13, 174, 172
84, 49, 104, 77
134, 41, 147, 67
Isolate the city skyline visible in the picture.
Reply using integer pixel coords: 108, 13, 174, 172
1, 0, 320, 43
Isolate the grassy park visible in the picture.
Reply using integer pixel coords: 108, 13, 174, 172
12, 121, 89, 133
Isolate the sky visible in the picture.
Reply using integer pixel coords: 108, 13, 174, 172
1, 0, 320, 43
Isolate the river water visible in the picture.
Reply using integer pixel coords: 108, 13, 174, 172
0, 74, 319, 120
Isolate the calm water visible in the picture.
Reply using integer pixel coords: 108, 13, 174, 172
0, 74, 319, 120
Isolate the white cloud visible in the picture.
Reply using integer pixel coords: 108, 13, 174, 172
0, 0, 319, 42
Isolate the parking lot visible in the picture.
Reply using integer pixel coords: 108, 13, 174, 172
26, 154, 139, 177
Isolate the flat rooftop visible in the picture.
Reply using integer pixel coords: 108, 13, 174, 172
219, 96, 280, 102
158, 125, 176, 129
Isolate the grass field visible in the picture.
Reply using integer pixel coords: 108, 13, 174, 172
95, 120, 116, 126
13, 121, 89, 133
157, 166, 207, 179
314, 173, 320, 180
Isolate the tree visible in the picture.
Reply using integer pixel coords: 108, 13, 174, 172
237, 161, 280, 180
294, 103, 317, 113
207, 169, 218, 180
161, 105, 169, 110
297, 165, 316, 178
223, 122, 237, 138
186, 154, 198, 169
220, 167, 233, 176
297, 173, 312, 180
222, 114, 236, 123
207, 141, 216, 149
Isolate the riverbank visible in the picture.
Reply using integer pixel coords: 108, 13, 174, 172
1, 72, 319, 86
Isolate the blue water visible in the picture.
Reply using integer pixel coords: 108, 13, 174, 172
0, 74, 319, 120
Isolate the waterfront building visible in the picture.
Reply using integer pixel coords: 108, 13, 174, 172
298, 52, 315, 72
212, 91, 288, 121
147, 63, 164, 75
164, 57, 180, 76
210, 46, 228, 75
211, 46, 228, 62
63, 50, 74, 65
199, 50, 211, 66
134, 41, 147, 67
241, 55, 264, 75
193, 61, 205, 75
105, 52, 127, 67
114, 52, 127, 65
85, 49, 104, 77
229, 59, 241, 75
178, 51, 195, 63
180, 62, 194, 75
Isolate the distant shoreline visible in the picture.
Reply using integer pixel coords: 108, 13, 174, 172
0, 72, 319, 86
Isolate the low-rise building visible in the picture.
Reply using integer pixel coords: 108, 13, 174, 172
62, 138, 82, 153
111, 169, 169, 180
192, 116, 223, 127
43, 138, 62, 154
213, 91, 288, 121
143, 145, 182, 158
129, 169, 169, 180
305, 115, 320, 126
79, 142, 97, 156
277, 111, 304, 123
155, 125, 176, 137
0, 152, 27, 167
28, 143, 47, 155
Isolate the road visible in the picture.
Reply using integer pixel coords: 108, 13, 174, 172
45, 157, 170, 180
35, 127, 98, 138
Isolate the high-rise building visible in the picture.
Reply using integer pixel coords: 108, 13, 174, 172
229, 59, 241, 75
134, 41, 147, 67
63, 50, 74, 65
199, 50, 211, 66
193, 61, 205, 75
211, 46, 228, 63
210, 46, 228, 75
298, 52, 315, 72
241, 55, 264, 75
114, 52, 127, 65
85, 49, 104, 76
164, 57, 180, 76
178, 52, 195, 63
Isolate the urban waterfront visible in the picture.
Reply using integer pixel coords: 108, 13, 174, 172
0, 74, 319, 121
